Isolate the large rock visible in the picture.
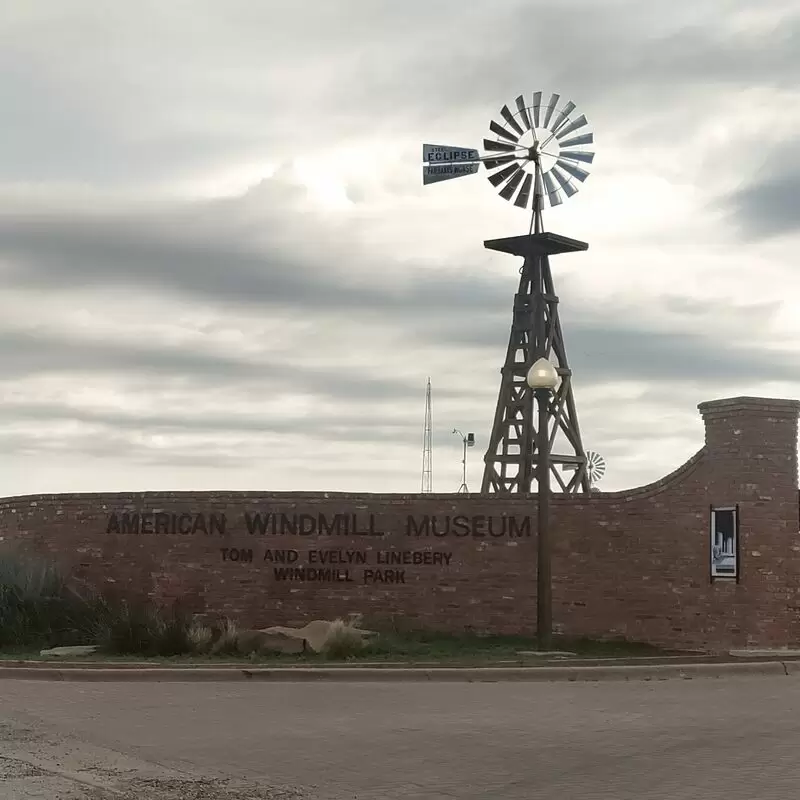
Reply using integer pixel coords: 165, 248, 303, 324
40, 645, 98, 658
262, 619, 375, 653
229, 630, 307, 656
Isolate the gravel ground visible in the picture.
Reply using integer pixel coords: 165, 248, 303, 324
0, 719, 310, 799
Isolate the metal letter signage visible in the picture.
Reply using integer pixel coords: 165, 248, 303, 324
422, 144, 480, 184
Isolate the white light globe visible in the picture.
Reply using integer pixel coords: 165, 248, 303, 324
526, 357, 559, 390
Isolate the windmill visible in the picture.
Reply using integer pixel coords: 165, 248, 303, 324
422, 92, 595, 494
585, 450, 606, 489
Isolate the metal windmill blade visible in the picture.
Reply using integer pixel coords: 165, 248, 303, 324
550, 165, 579, 199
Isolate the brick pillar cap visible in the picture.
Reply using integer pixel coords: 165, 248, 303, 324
698, 396, 800, 417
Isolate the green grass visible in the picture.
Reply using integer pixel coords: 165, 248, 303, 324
358, 630, 667, 662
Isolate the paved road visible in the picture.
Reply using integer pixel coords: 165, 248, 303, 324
2, 676, 800, 798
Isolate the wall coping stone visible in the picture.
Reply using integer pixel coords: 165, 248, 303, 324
698, 396, 800, 417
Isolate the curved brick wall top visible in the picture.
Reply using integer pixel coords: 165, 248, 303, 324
0, 448, 706, 509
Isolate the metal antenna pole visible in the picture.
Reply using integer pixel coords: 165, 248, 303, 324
421, 378, 433, 493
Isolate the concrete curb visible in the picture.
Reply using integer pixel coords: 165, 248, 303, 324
0, 660, 791, 683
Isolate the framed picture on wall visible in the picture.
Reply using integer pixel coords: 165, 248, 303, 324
710, 506, 738, 581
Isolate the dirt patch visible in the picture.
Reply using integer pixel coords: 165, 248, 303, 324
86, 777, 310, 799
0, 756, 47, 780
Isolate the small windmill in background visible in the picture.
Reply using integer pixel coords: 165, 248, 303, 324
586, 450, 606, 490
564, 449, 606, 491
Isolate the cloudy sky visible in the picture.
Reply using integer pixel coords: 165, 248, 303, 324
0, 0, 798, 496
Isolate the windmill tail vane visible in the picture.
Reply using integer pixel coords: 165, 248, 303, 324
422, 92, 594, 229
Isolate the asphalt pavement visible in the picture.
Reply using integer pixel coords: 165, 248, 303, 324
2, 676, 800, 798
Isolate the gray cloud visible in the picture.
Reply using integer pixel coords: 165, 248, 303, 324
0, 181, 506, 314
722, 171, 800, 240
715, 132, 800, 239
421, 298, 792, 386
0, 400, 421, 445
0, 328, 463, 403
3, 0, 797, 189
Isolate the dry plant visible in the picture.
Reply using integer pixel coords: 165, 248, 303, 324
210, 617, 240, 656
187, 620, 215, 654
322, 617, 368, 659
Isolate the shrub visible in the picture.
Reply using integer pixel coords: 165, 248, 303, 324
321, 618, 367, 659
187, 620, 215, 654
0, 551, 102, 649
0, 550, 201, 657
209, 618, 239, 656
95, 601, 194, 658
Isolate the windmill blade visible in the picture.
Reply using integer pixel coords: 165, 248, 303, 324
483, 138, 516, 153
513, 173, 533, 208
542, 93, 560, 128
515, 95, 531, 130
488, 163, 521, 187
560, 150, 595, 164
542, 171, 564, 207
547, 191, 564, 208
542, 170, 560, 197
489, 120, 519, 143
532, 91, 542, 127
483, 154, 517, 170
550, 100, 576, 134
555, 158, 590, 182
500, 105, 524, 137
559, 132, 593, 148
498, 167, 525, 200
555, 114, 588, 140
551, 165, 579, 197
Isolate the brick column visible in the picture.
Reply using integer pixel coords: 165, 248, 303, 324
698, 397, 800, 645
698, 396, 800, 502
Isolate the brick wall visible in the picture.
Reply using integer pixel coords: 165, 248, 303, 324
1, 396, 798, 650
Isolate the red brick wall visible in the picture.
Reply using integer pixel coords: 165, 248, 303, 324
1, 396, 798, 651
